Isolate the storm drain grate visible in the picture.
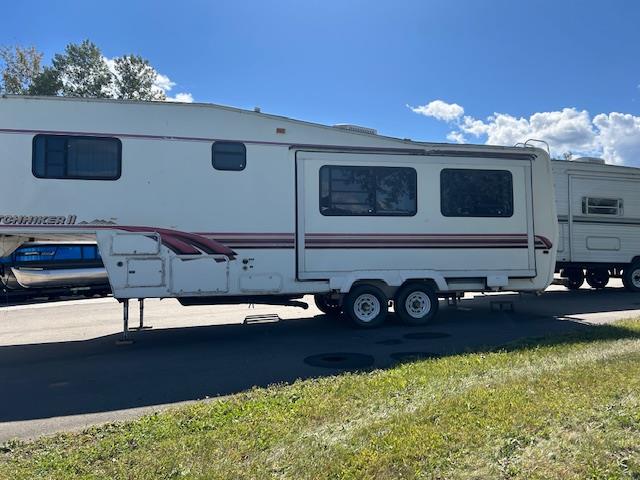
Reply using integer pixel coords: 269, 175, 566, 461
390, 351, 441, 363
403, 331, 451, 340
304, 352, 374, 369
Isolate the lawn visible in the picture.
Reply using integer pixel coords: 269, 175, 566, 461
2, 319, 640, 479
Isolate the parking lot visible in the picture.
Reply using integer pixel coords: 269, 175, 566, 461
1, 280, 639, 442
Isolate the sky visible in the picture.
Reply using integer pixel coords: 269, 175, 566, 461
2, 0, 640, 164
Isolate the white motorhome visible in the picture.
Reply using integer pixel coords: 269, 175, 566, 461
553, 157, 640, 291
0, 95, 557, 329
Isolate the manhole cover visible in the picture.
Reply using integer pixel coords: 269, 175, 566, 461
403, 331, 451, 340
304, 352, 374, 369
376, 339, 404, 346
390, 351, 440, 363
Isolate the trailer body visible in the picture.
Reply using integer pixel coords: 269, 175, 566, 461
0, 96, 558, 326
553, 158, 640, 291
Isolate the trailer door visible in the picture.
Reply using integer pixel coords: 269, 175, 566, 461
296, 151, 537, 280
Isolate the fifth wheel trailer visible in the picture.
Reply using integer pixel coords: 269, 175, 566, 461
0, 95, 557, 328
553, 158, 640, 291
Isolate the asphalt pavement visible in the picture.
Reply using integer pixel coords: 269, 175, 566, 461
1, 280, 639, 442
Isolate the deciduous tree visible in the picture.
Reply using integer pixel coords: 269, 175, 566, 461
51, 40, 112, 98
112, 54, 166, 101
0, 45, 43, 94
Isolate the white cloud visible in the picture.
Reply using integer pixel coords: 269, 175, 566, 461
154, 73, 176, 92
166, 92, 194, 103
593, 112, 640, 165
446, 131, 466, 144
411, 99, 640, 166
407, 100, 464, 122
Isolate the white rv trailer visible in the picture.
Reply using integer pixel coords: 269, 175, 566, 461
553, 157, 640, 291
0, 95, 557, 329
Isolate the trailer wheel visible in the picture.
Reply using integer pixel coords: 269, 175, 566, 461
563, 268, 585, 290
586, 268, 609, 289
622, 262, 640, 292
344, 285, 388, 328
313, 294, 342, 316
394, 283, 439, 325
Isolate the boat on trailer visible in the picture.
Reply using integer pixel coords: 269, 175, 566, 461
0, 95, 558, 333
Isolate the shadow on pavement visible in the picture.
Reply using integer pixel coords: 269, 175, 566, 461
0, 287, 639, 423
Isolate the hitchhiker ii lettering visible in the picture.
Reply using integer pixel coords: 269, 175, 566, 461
0, 215, 77, 225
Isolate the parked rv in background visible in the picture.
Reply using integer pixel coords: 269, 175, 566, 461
0, 95, 558, 327
0, 243, 110, 299
553, 158, 640, 292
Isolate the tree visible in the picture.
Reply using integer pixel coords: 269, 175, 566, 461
112, 55, 165, 101
1, 40, 170, 101
0, 45, 43, 94
28, 67, 63, 96
52, 40, 112, 98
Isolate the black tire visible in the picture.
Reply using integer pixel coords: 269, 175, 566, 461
394, 283, 439, 325
562, 268, 585, 290
586, 268, 609, 289
313, 294, 342, 316
622, 262, 640, 292
344, 285, 388, 328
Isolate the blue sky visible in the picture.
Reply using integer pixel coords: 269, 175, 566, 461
3, 0, 640, 163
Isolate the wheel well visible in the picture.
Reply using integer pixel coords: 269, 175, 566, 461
350, 280, 394, 298
398, 279, 439, 294
349, 278, 441, 301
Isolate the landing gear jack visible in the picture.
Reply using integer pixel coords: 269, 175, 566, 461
115, 298, 151, 345
130, 298, 152, 331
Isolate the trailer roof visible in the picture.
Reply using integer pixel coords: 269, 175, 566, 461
552, 158, 640, 176
1, 94, 544, 157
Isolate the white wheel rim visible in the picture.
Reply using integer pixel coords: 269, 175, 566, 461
632, 269, 640, 288
353, 294, 381, 322
404, 291, 431, 318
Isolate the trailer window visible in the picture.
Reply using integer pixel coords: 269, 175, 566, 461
32, 135, 121, 180
582, 197, 622, 216
440, 169, 513, 217
319, 165, 417, 216
212, 142, 246, 171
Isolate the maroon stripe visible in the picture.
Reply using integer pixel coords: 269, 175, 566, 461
305, 245, 535, 250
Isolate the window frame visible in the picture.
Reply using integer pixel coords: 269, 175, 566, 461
211, 141, 247, 171
581, 197, 623, 216
440, 168, 514, 218
319, 164, 418, 217
32, 134, 122, 181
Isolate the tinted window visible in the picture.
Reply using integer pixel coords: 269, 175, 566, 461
212, 142, 246, 171
33, 135, 121, 180
320, 165, 417, 216
441, 169, 513, 217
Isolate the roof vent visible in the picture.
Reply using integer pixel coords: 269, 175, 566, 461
332, 124, 378, 135
573, 156, 606, 164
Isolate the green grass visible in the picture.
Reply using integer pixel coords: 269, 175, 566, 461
3, 320, 640, 479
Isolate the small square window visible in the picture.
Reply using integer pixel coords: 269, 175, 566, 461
212, 142, 246, 171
